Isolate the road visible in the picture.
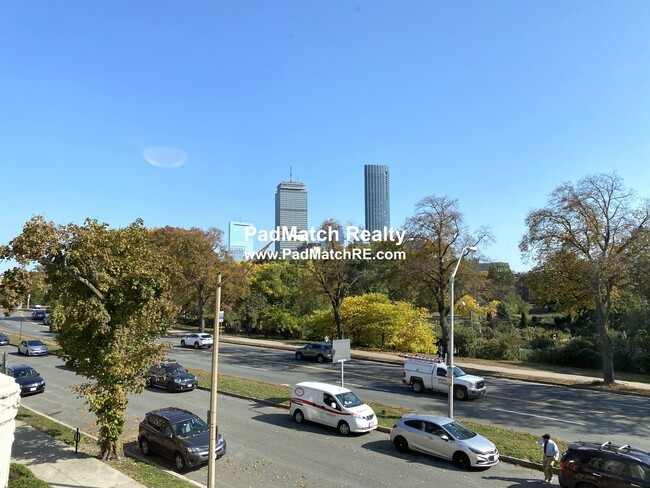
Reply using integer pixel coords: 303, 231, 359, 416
3, 346, 549, 487
3, 314, 650, 453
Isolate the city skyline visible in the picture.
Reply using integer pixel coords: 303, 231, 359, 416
2, 2, 650, 274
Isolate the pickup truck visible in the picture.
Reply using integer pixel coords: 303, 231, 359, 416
402, 355, 486, 400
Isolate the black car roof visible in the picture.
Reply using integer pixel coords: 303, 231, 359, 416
9, 364, 34, 371
147, 408, 197, 423
567, 441, 650, 464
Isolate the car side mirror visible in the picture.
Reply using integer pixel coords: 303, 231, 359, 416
440, 434, 449, 442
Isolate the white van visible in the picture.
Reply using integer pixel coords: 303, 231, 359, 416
289, 381, 378, 435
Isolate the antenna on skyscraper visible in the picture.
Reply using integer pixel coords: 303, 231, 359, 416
290, 165, 293, 182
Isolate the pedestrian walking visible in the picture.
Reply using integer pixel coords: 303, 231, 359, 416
539, 433, 560, 483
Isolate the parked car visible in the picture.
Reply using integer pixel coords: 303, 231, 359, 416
138, 407, 226, 472
31, 310, 46, 321
295, 342, 335, 363
18, 340, 49, 356
0, 332, 9, 346
7, 364, 46, 396
180, 333, 213, 349
389, 413, 499, 469
559, 441, 650, 488
290, 381, 377, 435
145, 360, 198, 392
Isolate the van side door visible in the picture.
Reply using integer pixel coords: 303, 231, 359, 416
320, 392, 342, 427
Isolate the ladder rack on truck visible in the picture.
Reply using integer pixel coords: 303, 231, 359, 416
399, 354, 444, 363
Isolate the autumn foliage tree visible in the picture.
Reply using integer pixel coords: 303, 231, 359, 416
0, 217, 176, 459
520, 173, 650, 384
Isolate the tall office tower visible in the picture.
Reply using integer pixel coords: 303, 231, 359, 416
228, 221, 255, 261
275, 180, 308, 252
364, 164, 390, 232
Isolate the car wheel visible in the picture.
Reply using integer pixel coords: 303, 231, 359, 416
194, 342, 200, 349
317, 354, 325, 363
167, 382, 175, 393
454, 387, 467, 400
174, 452, 186, 472
139, 438, 150, 456
181, 340, 186, 347
394, 436, 410, 453
453, 451, 471, 470
338, 421, 351, 436
295, 352, 303, 360
411, 381, 424, 393
293, 410, 304, 424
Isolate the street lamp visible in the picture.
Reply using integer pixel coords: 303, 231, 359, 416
448, 246, 477, 419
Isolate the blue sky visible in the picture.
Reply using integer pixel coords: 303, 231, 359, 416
2, 1, 650, 273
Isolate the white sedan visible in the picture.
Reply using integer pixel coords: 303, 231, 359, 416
180, 333, 214, 349
390, 414, 499, 469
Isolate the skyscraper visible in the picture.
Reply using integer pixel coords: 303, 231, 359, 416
364, 164, 390, 232
228, 221, 255, 261
275, 180, 308, 252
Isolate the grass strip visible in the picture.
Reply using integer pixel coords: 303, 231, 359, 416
190, 368, 566, 465
8, 463, 51, 488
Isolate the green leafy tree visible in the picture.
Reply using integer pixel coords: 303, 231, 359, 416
0, 216, 176, 459
306, 219, 363, 339
151, 226, 228, 332
520, 173, 650, 384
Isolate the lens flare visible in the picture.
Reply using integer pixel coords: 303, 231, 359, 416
142, 146, 188, 168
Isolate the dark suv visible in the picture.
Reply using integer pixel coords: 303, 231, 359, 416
138, 407, 226, 472
295, 342, 335, 363
559, 441, 650, 488
145, 360, 197, 392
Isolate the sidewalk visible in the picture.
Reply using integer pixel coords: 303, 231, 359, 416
11, 420, 148, 488
217, 334, 650, 394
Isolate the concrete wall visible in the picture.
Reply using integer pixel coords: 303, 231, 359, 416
0, 373, 20, 488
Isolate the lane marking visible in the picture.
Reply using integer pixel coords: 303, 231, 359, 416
492, 408, 586, 426
239, 366, 269, 372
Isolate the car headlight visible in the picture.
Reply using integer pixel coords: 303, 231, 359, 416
186, 447, 202, 453
174, 378, 182, 383
469, 447, 487, 455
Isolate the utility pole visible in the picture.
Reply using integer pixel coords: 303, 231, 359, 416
207, 272, 222, 488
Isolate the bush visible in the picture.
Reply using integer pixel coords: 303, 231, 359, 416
9, 464, 50, 488
454, 326, 478, 357
476, 332, 520, 360
556, 338, 600, 368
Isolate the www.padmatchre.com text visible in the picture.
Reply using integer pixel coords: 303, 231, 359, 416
244, 247, 406, 261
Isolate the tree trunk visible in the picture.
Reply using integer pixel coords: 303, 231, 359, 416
198, 284, 205, 333
596, 301, 615, 384
333, 301, 344, 339
100, 435, 124, 460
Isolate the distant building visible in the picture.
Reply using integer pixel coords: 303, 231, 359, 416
229, 221, 255, 261
275, 180, 308, 252
364, 164, 390, 232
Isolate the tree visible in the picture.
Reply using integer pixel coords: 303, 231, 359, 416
306, 219, 363, 339
0, 216, 176, 459
403, 195, 493, 347
151, 226, 228, 332
520, 173, 650, 384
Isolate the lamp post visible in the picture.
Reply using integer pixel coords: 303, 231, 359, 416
448, 246, 477, 419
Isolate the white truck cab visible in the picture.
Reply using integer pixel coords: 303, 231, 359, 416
402, 355, 486, 400
289, 381, 378, 435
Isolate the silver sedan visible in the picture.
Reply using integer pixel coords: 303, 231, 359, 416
18, 339, 49, 356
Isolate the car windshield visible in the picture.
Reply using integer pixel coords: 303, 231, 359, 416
452, 366, 466, 377
13, 368, 38, 378
199, 334, 212, 339
173, 416, 209, 437
27, 340, 44, 346
167, 366, 187, 375
336, 391, 363, 408
443, 420, 477, 440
